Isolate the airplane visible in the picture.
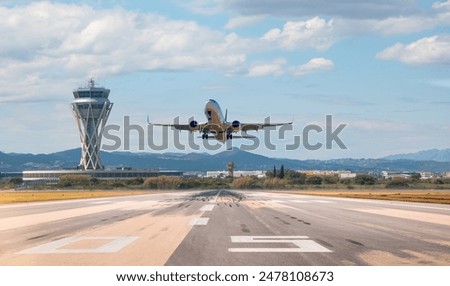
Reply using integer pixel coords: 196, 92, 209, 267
147, 99, 292, 143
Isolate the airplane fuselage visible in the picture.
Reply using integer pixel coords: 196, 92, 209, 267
203, 99, 229, 141
205, 99, 225, 123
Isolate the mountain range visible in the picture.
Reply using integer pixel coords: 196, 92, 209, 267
382, 148, 450, 162
1, 148, 449, 173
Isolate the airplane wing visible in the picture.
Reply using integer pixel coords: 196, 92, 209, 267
239, 121, 293, 132
148, 116, 292, 133
147, 116, 207, 131
149, 123, 197, 131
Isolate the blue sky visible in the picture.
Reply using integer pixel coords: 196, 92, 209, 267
0, 0, 449, 160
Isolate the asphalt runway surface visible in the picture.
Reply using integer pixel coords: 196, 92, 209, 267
0, 190, 449, 265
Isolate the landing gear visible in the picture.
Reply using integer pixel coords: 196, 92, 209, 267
202, 133, 209, 139
226, 133, 233, 140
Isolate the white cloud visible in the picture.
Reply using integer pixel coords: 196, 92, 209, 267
0, 2, 253, 103
432, 0, 450, 10
225, 15, 265, 29
1, 0, 448, 105
247, 58, 286, 77
228, 1, 450, 50
350, 2, 450, 36
246, 57, 335, 77
261, 17, 336, 51
224, 0, 419, 19
376, 35, 450, 65
363, 16, 444, 36
320, 10, 450, 38
290, 58, 334, 76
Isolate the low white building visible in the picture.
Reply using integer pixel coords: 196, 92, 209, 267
338, 171, 357, 179
298, 170, 356, 178
206, 171, 228, 178
420, 172, 434, 179
381, 171, 412, 179
206, 170, 266, 178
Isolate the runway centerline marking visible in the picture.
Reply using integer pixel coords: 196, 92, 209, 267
18, 236, 138, 254
228, 236, 332, 253
214, 190, 222, 201
189, 217, 209, 226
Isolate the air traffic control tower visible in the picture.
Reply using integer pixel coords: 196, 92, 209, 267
71, 79, 113, 170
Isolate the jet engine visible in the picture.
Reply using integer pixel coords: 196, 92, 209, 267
189, 120, 198, 130
231, 120, 240, 128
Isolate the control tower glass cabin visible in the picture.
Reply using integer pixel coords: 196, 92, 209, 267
71, 79, 113, 170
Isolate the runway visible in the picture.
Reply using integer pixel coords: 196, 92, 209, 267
0, 190, 449, 266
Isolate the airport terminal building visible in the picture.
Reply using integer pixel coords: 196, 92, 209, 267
22, 169, 182, 182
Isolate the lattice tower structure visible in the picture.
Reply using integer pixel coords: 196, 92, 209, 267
71, 79, 113, 170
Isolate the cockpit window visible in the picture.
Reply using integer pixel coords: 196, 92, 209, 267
209, 99, 217, 104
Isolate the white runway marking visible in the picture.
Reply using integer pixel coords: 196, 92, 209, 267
341, 198, 450, 211
120, 201, 159, 210
88, 201, 113, 205
0, 201, 145, 231
228, 236, 332, 253
351, 208, 450, 227
272, 199, 333, 204
19, 236, 138, 254
189, 217, 209, 226
200, 204, 215, 211
214, 190, 223, 201
0, 199, 94, 209
292, 200, 308, 203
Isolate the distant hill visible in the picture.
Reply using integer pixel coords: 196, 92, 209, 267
1, 148, 450, 173
383, 148, 450, 162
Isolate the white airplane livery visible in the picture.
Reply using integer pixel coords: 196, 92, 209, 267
148, 99, 292, 142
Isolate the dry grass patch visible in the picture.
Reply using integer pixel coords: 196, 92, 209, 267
0, 190, 153, 204
274, 189, 450, 204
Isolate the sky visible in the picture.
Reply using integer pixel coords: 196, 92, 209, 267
0, 0, 449, 160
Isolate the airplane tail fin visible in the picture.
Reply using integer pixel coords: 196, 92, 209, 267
225, 109, 228, 122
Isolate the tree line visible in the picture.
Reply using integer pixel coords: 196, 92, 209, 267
2, 167, 448, 190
